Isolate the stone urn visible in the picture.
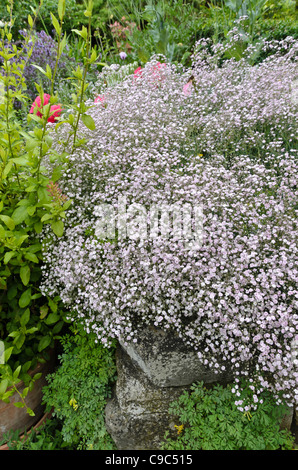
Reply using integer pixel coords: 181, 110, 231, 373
105, 325, 233, 450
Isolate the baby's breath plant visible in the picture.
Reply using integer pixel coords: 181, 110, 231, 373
40, 36, 298, 412
0, 0, 98, 416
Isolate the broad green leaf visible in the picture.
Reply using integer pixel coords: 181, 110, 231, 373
0, 379, 8, 395
4, 347, 14, 363
81, 114, 95, 131
22, 387, 29, 398
45, 313, 60, 325
0, 214, 15, 230
51, 220, 64, 237
20, 265, 30, 286
38, 335, 51, 352
15, 333, 25, 350
58, 0, 66, 21
24, 252, 39, 263
19, 288, 32, 308
14, 402, 25, 408
20, 308, 30, 327
26, 327, 39, 334
51, 13, 61, 36
40, 305, 49, 319
12, 205, 28, 225
4, 251, 15, 264
34, 221, 43, 233
27, 206, 36, 216
27, 408, 35, 417
13, 365, 22, 380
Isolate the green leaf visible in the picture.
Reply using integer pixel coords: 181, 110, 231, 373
24, 252, 39, 263
20, 308, 30, 327
81, 114, 95, 130
51, 220, 64, 237
28, 14, 33, 28
31, 64, 47, 76
12, 205, 28, 225
4, 251, 15, 264
15, 333, 25, 350
50, 13, 61, 36
45, 313, 60, 325
0, 379, 9, 395
27, 408, 35, 417
40, 305, 49, 319
58, 0, 66, 21
13, 365, 22, 381
14, 402, 25, 408
19, 288, 32, 308
20, 265, 30, 286
4, 347, 14, 363
26, 327, 39, 334
0, 214, 15, 230
41, 213, 53, 223
0, 225, 5, 238
38, 335, 51, 352
27, 206, 36, 217
34, 221, 43, 234
22, 387, 29, 398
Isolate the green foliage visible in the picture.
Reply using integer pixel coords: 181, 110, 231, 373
0, 416, 74, 449
161, 381, 295, 450
0, 0, 97, 415
42, 324, 117, 450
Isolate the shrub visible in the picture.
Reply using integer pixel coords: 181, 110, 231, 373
161, 381, 295, 450
0, 0, 98, 415
40, 38, 298, 409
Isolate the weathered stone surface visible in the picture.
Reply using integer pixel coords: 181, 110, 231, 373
105, 326, 234, 450
280, 406, 294, 432
105, 345, 183, 450
119, 325, 233, 387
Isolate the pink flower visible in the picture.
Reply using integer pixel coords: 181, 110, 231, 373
48, 104, 62, 123
183, 80, 193, 96
134, 66, 143, 78
29, 94, 62, 123
30, 94, 51, 117
94, 95, 105, 105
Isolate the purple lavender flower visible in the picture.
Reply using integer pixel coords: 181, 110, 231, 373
119, 51, 127, 60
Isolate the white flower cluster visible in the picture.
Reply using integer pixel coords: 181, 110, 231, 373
41, 39, 298, 406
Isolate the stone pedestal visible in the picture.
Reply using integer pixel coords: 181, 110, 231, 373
105, 325, 233, 450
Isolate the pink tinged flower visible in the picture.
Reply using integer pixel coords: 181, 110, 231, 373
95, 95, 105, 105
48, 104, 62, 123
183, 80, 193, 96
134, 66, 143, 78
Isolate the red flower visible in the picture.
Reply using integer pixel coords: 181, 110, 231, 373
30, 94, 51, 117
48, 104, 62, 123
29, 95, 62, 123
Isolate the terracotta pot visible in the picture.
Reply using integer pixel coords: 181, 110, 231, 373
0, 351, 55, 443
0, 409, 53, 450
